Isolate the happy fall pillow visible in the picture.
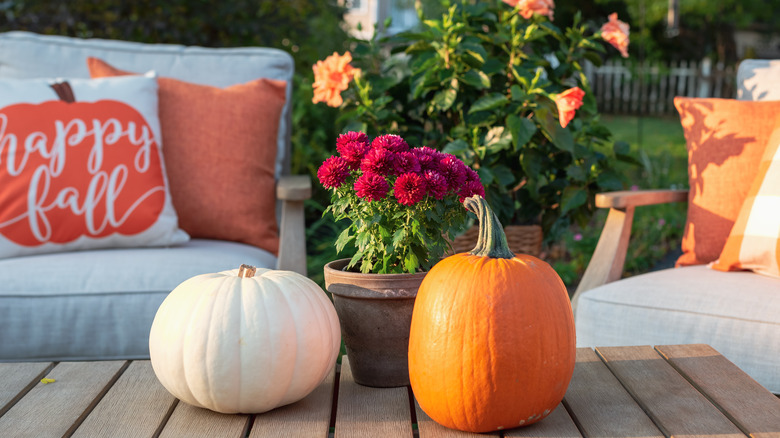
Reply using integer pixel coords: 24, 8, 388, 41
88, 57, 286, 255
673, 97, 780, 266
0, 75, 189, 258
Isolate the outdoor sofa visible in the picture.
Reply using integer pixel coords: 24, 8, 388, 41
0, 31, 309, 361
573, 59, 780, 394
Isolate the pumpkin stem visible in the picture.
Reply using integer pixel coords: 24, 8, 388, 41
463, 195, 514, 259
238, 264, 257, 278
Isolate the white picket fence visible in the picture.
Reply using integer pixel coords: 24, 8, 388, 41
583, 59, 736, 115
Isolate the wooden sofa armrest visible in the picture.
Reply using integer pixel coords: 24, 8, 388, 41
570, 189, 688, 309
276, 175, 312, 276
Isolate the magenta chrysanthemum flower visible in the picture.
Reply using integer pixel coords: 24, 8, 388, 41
396, 152, 421, 174
439, 154, 468, 191
361, 147, 397, 176
459, 180, 486, 202
423, 170, 448, 200
371, 134, 409, 153
411, 147, 443, 172
464, 167, 481, 184
354, 172, 389, 201
336, 131, 370, 169
394, 172, 427, 206
317, 156, 351, 188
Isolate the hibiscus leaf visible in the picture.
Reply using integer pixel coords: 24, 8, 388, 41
460, 70, 490, 89
549, 124, 574, 152
468, 93, 508, 113
560, 186, 587, 215
432, 86, 458, 111
506, 114, 537, 149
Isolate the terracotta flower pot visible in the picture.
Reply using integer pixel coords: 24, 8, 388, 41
323, 259, 426, 387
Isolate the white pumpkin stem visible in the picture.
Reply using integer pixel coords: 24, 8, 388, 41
238, 264, 257, 278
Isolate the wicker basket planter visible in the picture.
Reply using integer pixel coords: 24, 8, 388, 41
446, 224, 543, 257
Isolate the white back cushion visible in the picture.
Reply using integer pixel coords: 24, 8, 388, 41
737, 59, 780, 101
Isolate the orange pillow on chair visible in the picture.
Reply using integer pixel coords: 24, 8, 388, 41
673, 97, 780, 266
711, 128, 780, 278
88, 57, 286, 255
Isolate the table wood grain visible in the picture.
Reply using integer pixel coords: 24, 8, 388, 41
1, 344, 778, 438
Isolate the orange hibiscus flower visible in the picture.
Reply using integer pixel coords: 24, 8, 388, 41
601, 13, 630, 58
312, 52, 361, 108
502, 0, 554, 20
555, 87, 585, 128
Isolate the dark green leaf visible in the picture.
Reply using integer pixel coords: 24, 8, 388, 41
492, 165, 516, 187
461, 70, 490, 89
432, 87, 458, 111
520, 149, 545, 177
597, 169, 625, 190
477, 166, 495, 185
560, 187, 587, 214
468, 93, 508, 113
613, 140, 631, 156
506, 114, 537, 149
442, 139, 470, 155
550, 124, 575, 152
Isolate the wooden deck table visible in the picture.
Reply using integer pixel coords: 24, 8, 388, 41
1, 344, 779, 437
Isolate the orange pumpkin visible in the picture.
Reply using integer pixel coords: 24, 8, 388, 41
408, 195, 575, 433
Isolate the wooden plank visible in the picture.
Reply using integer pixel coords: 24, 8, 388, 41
415, 399, 499, 438
503, 403, 581, 438
0, 360, 127, 438
249, 366, 336, 438
656, 344, 780, 438
563, 348, 663, 437
71, 361, 176, 438
159, 401, 250, 438
0, 362, 54, 418
597, 345, 745, 438
334, 356, 412, 438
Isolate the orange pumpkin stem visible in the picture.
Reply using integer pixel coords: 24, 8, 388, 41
463, 195, 514, 259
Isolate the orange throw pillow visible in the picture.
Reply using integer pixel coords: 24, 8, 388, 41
88, 57, 286, 255
674, 97, 780, 266
711, 128, 780, 278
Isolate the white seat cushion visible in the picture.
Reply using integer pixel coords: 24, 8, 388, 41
0, 239, 276, 361
575, 265, 780, 393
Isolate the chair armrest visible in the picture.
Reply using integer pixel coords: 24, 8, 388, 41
571, 189, 688, 309
276, 175, 312, 276
595, 189, 688, 209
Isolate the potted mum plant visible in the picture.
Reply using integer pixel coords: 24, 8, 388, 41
313, 0, 634, 249
319, 130, 484, 387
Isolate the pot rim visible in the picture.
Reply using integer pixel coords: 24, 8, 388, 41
323, 259, 426, 299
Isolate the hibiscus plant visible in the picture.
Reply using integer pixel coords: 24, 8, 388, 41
317, 132, 484, 274
313, 0, 635, 242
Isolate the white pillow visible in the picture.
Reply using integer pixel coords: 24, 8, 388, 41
0, 74, 188, 258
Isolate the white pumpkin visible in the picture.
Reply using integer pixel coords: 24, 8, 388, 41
149, 265, 341, 414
